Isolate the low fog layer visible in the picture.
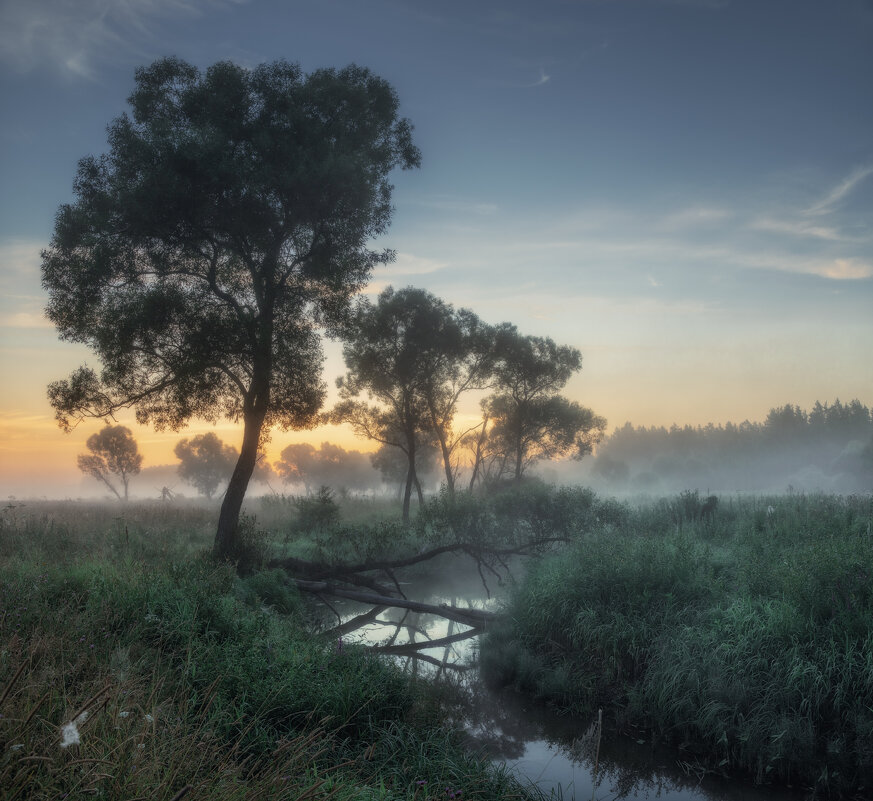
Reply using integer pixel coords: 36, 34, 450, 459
7, 399, 871, 501
553, 399, 873, 496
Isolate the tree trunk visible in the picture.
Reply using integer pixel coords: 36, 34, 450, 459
468, 416, 488, 491
402, 441, 415, 523
214, 406, 266, 560
436, 428, 455, 495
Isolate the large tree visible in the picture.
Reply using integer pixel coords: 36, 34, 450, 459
331, 286, 491, 520
77, 424, 142, 500
479, 328, 606, 481
42, 57, 419, 559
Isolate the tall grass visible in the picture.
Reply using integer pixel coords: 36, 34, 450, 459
0, 503, 539, 800
481, 491, 873, 797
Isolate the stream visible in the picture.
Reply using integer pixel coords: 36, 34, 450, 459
314, 559, 808, 801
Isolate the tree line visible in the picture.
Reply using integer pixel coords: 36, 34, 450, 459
591, 399, 873, 493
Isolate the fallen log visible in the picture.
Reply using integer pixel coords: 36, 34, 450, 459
293, 579, 498, 627
374, 626, 481, 656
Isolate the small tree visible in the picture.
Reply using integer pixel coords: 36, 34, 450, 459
174, 432, 238, 499
331, 286, 493, 519
77, 424, 142, 500
479, 328, 606, 481
41, 57, 420, 559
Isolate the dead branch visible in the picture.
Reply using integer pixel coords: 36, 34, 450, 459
374, 626, 481, 655
293, 580, 496, 627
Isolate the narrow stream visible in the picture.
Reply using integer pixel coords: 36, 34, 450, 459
315, 563, 808, 801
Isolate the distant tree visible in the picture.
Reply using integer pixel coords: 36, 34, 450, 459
174, 432, 238, 499
592, 454, 630, 486
77, 424, 142, 500
274, 443, 319, 493
479, 328, 606, 481
331, 287, 488, 519
765, 404, 808, 441
41, 57, 420, 560
274, 441, 377, 494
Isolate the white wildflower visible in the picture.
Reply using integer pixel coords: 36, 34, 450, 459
143, 713, 153, 723
118, 710, 130, 718
60, 710, 89, 749
10, 743, 24, 751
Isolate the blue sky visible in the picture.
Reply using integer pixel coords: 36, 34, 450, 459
0, 0, 871, 490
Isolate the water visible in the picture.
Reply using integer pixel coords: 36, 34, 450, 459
315, 561, 807, 801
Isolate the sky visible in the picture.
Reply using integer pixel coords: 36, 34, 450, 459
0, 0, 871, 496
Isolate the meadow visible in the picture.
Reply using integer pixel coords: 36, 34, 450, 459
480, 490, 873, 797
0, 497, 532, 801
2, 488, 871, 799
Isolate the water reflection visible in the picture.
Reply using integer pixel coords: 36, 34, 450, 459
311, 579, 806, 801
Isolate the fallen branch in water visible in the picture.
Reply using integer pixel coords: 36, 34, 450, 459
293, 579, 497, 627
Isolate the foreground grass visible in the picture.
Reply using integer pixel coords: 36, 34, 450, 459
480, 491, 873, 797
0, 502, 534, 801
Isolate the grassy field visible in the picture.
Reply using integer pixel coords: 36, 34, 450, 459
0, 497, 534, 801
479, 490, 873, 798
4, 488, 872, 799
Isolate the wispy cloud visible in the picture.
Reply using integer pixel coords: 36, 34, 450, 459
804, 163, 873, 217
0, 311, 52, 329
409, 196, 499, 216
0, 239, 42, 278
751, 217, 844, 242
741, 253, 873, 281
370, 252, 446, 280
0, 0, 247, 78
522, 66, 551, 88
656, 206, 732, 231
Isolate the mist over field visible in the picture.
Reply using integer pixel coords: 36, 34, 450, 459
8, 398, 871, 502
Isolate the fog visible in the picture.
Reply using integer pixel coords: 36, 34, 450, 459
6, 399, 870, 503
544, 399, 873, 497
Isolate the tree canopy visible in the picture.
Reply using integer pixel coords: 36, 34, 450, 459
174, 432, 238, 499
42, 57, 419, 557
479, 328, 606, 481
331, 286, 491, 520
77, 424, 142, 500
274, 441, 377, 494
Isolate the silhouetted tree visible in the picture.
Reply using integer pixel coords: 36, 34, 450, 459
77, 424, 142, 500
274, 441, 377, 494
174, 432, 237, 499
331, 287, 487, 519
41, 57, 419, 559
479, 328, 605, 481
370, 438, 439, 500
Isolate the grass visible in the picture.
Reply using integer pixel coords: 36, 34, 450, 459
480, 490, 873, 798
8, 487, 872, 797
0, 500, 538, 801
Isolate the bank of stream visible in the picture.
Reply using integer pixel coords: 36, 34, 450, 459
317, 561, 809, 801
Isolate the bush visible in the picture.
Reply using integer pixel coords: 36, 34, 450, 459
295, 486, 342, 533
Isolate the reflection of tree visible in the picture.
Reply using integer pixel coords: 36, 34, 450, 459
314, 588, 796, 801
